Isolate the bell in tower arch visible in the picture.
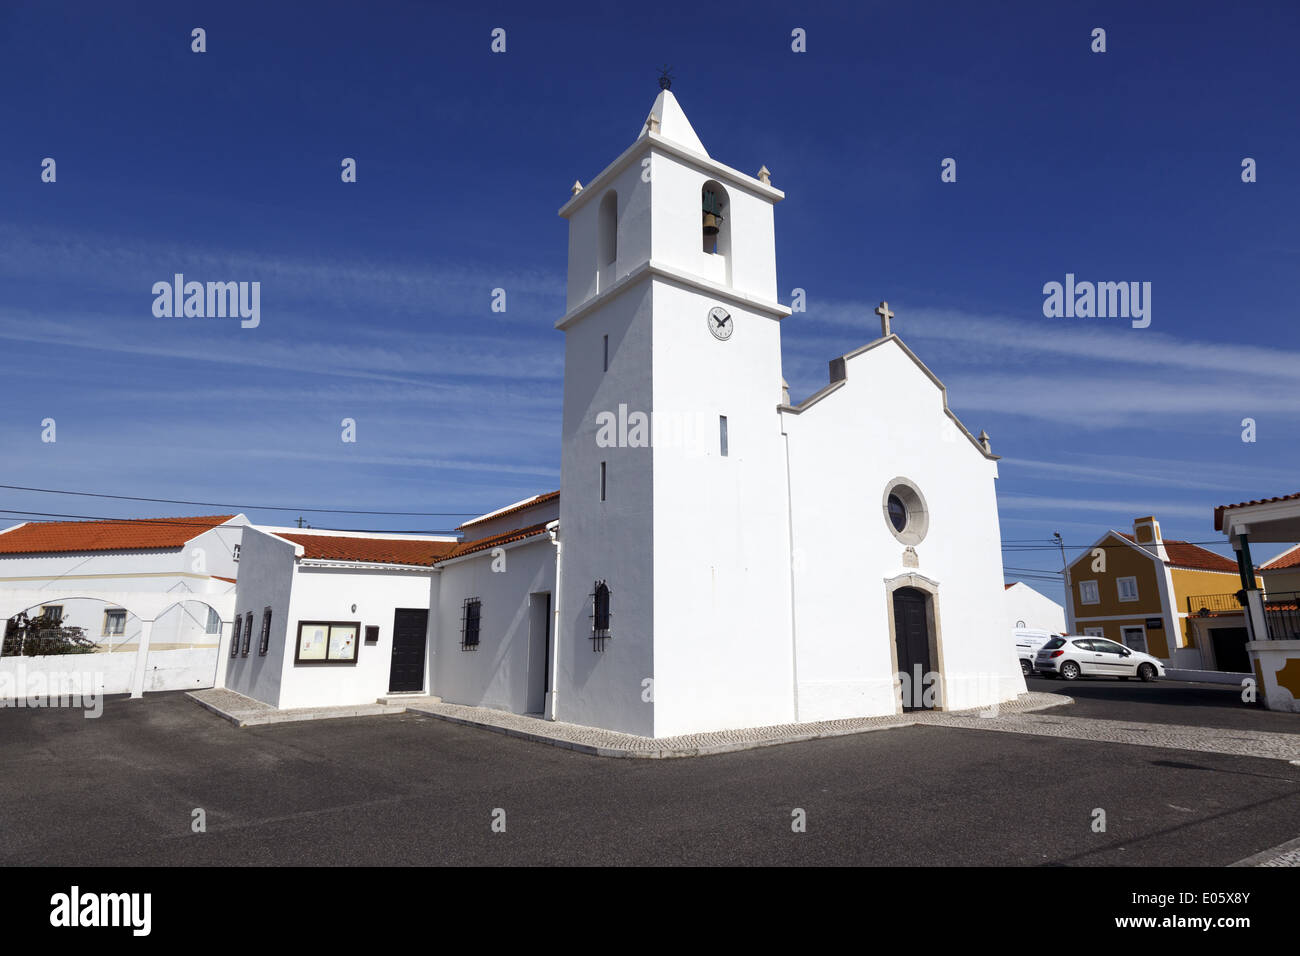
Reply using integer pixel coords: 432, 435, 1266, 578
702, 188, 724, 236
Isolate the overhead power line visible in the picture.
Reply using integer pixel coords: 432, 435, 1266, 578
0, 483, 481, 517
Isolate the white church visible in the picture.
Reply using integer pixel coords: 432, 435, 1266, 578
216, 85, 1026, 736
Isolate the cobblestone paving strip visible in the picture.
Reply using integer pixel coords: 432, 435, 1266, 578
934, 712, 1300, 762
398, 692, 1070, 758
188, 688, 404, 727
1230, 835, 1300, 867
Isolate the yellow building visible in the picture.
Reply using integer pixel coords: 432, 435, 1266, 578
1065, 516, 1258, 670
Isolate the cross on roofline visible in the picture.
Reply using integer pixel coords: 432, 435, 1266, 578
875, 301, 894, 336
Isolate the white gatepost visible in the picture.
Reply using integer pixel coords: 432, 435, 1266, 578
129, 619, 154, 700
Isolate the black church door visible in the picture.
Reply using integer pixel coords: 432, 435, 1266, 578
893, 587, 934, 710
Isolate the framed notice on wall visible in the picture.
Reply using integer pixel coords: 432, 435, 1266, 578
295, 621, 361, 664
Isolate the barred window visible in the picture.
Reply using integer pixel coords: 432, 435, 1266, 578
259, 608, 272, 656
592, 580, 611, 651
462, 598, 482, 650
241, 612, 253, 657
230, 616, 241, 658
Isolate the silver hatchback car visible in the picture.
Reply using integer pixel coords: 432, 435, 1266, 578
1035, 636, 1165, 682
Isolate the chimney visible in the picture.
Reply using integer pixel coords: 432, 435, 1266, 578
1132, 516, 1168, 562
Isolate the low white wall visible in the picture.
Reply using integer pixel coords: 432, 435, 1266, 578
0, 647, 218, 698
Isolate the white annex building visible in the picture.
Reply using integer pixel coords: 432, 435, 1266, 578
1004, 581, 1067, 635
215, 87, 1026, 735
0, 514, 247, 698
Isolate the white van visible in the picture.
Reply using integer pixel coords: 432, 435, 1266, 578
1014, 628, 1055, 676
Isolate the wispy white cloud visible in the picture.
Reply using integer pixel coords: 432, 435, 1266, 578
998, 494, 1210, 520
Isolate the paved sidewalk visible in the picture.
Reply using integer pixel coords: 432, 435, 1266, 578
397, 692, 1069, 758
935, 710, 1300, 762
188, 688, 405, 727
1231, 835, 1300, 867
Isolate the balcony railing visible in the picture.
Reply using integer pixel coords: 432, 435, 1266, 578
1186, 593, 1243, 616
1186, 591, 1300, 640
1265, 592, 1300, 641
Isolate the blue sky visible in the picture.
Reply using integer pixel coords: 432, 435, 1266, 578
2, 0, 1297, 603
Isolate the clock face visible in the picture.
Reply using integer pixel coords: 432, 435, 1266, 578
708, 306, 733, 341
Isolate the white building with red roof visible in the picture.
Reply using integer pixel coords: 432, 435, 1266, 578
0, 513, 248, 699
220, 506, 560, 711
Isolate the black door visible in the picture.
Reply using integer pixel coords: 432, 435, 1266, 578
1210, 627, 1251, 674
893, 587, 933, 710
388, 608, 429, 693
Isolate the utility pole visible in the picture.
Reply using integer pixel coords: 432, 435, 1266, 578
296, 516, 305, 528
1054, 531, 1070, 633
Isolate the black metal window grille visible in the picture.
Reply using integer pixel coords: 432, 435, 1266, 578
259, 608, 272, 656
230, 616, 241, 658
591, 580, 611, 651
462, 598, 482, 650
241, 612, 253, 656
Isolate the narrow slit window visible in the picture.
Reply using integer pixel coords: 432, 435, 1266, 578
230, 616, 241, 658
719, 415, 728, 457
603, 334, 609, 372
600, 461, 607, 502
242, 612, 253, 657
259, 608, 272, 656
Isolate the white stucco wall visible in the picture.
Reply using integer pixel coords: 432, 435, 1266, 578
650, 280, 795, 737
221, 527, 296, 707
1262, 567, 1300, 595
556, 279, 656, 736
1004, 582, 1067, 634
432, 537, 556, 714
276, 565, 436, 710
566, 158, 651, 310
781, 339, 1026, 719
0, 647, 218, 699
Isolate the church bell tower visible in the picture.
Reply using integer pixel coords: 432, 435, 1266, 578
552, 82, 796, 738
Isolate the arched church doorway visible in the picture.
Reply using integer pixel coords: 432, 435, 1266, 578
892, 586, 934, 710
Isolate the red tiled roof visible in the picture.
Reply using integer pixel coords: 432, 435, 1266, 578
1261, 546, 1300, 572
1004, 582, 1017, 590
1118, 533, 1239, 572
278, 533, 457, 568
457, 491, 560, 531
442, 521, 552, 561
1214, 493, 1300, 530
212, 575, 237, 584
0, 515, 237, 555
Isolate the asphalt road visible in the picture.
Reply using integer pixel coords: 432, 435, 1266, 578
2, 690, 1298, 866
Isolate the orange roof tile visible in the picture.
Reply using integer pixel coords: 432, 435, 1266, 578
211, 575, 237, 584
1118, 532, 1239, 572
457, 491, 560, 531
1215, 492, 1300, 530
442, 521, 552, 561
1261, 546, 1300, 571
277, 533, 457, 568
0, 515, 237, 555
